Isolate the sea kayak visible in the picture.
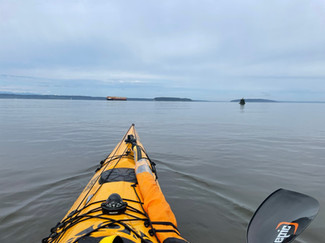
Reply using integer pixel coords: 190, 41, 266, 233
43, 124, 186, 243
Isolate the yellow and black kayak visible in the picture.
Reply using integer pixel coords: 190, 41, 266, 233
43, 125, 321, 243
43, 124, 186, 243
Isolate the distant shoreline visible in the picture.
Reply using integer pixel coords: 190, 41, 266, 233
0, 93, 106, 100
0, 94, 194, 102
231, 98, 325, 103
0, 93, 324, 103
231, 98, 277, 103
154, 97, 192, 102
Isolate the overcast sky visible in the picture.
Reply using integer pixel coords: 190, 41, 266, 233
0, 0, 324, 100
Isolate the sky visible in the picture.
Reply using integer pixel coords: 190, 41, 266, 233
0, 0, 325, 101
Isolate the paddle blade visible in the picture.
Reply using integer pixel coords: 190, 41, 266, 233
247, 189, 319, 243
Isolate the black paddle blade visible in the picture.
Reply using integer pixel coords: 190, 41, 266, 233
247, 189, 319, 243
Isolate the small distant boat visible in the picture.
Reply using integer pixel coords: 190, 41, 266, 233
239, 98, 246, 105
107, 96, 127, 101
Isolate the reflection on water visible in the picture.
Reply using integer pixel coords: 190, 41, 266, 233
240, 104, 245, 113
0, 99, 324, 242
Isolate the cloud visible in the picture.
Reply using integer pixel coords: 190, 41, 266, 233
0, 0, 325, 100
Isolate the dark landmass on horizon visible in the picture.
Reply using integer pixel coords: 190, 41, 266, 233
0, 93, 106, 100
154, 97, 192, 101
0, 93, 193, 102
128, 98, 153, 101
1, 93, 324, 103
231, 98, 277, 103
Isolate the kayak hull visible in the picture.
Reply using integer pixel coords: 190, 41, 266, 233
46, 125, 160, 243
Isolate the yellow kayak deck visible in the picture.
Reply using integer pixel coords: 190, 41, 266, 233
45, 125, 161, 243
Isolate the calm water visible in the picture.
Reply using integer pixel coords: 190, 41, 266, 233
0, 99, 324, 243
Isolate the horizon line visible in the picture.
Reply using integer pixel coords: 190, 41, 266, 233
1, 92, 325, 103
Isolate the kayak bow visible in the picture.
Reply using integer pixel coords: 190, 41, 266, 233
44, 124, 184, 243
43, 125, 319, 243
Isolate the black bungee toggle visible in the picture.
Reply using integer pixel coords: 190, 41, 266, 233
125, 135, 137, 146
101, 193, 128, 215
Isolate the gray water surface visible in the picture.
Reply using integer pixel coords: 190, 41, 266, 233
0, 99, 324, 242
